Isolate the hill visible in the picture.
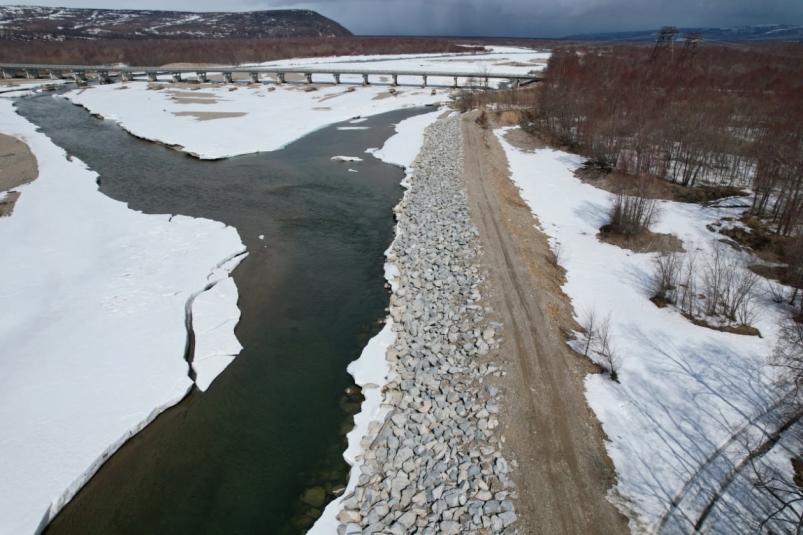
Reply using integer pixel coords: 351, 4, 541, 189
0, 5, 353, 40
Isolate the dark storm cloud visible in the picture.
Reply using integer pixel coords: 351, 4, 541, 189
270, 0, 803, 37
6, 0, 803, 37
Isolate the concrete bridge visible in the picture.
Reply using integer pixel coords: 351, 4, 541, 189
0, 63, 543, 88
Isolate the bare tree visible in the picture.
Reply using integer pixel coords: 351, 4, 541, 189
700, 243, 760, 324
679, 246, 700, 316
752, 456, 803, 534
598, 313, 621, 382
652, 250, 684, 304
768, 269, 789, 304
772, 318, 803, 393
786, 234, 803, 309
581, 306, 599, 357
730, 268, 761, 325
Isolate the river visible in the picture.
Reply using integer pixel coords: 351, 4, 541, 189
15, 91, 431, 534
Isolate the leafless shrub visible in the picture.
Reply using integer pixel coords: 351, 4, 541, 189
651, 250, 684, 303
701, 243, 761, 323
552, 241, 567, 267
768, 276, 789, 304
607, 181, 660, 235
475, 110, 489, 129
732, 268, 761, 325
598, 313, 621, 382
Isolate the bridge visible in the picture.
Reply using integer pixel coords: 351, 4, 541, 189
0, 63, 544, 88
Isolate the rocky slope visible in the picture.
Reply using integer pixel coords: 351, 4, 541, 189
0, 5, 353, 40
336, 115, 518, 535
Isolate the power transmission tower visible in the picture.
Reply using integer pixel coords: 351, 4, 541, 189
678, 32, 703, 68
651, 26, 679, 63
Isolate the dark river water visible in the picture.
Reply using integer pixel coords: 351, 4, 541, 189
15, 91, 432, 535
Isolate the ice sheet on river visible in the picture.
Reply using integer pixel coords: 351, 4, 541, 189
0, 99, 245, 533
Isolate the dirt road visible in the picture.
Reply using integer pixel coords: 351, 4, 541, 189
461, 115, 629, 534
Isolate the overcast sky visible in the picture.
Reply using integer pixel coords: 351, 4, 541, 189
3, 0, 802, 37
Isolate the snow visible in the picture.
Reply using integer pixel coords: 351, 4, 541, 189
494, 126, 791, 533
65, 82, 444, 159
372, 111, 448, 169
64, 48, 547, 160
308, 108, 443, 535
0, 99, 245, 533
191, 275, 242, 392
331, 155, 363, 162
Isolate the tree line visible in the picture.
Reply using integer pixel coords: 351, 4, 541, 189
533, 43, 803, 236
0, 37, 485, 67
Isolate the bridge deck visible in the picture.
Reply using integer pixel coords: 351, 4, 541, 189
0, 63, 544, 81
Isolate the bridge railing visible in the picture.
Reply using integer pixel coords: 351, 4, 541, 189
0, 63, 545, 84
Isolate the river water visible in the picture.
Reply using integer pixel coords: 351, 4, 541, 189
15, 92, 432, 534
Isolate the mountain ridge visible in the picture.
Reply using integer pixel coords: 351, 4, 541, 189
0, 5, 353, 40
563, 24, 803, 42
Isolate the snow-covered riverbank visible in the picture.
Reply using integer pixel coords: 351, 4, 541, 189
0, 99, 245, 533
494, 126, 794, 533
63, 48, 547, 160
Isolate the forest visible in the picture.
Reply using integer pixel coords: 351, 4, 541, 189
534, 42, 803, 237
0, 36, 490, 66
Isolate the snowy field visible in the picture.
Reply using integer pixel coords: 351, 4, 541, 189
243, 45, 549, 76
0, 99, 245, 533
65, 47, 546, 160
495, 127, 798, 533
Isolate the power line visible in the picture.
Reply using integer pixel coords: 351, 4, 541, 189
651, 26, 679, 62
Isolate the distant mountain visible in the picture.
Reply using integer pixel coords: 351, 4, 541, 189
0, 5, 353, 41
564, 24, 803, 42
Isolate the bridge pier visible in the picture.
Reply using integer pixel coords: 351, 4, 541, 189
484, 76, 489, 89
276, 73, 285, 84
25, 69, 39, 80
171, 72, 182, 83
119, 71, 133, 82
49, 70, 62, 80
196, 72, 208, 83
1, 69, 15, 79
362, 74, 370, 86
332, 73, 340, 85
304, 73, 313, 84
422, 75, 427, 88
453, 76, 459, 89
97, 70, 111, 84
222, 72, 233, 84
146, 72, 158, 82
511, 79, 519, 88
249, 72, 259, 84
72, 71, 87, 86
391, 74, 398, 87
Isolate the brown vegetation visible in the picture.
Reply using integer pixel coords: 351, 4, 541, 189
532, 43, 803, 234
0, 37, 485, 66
